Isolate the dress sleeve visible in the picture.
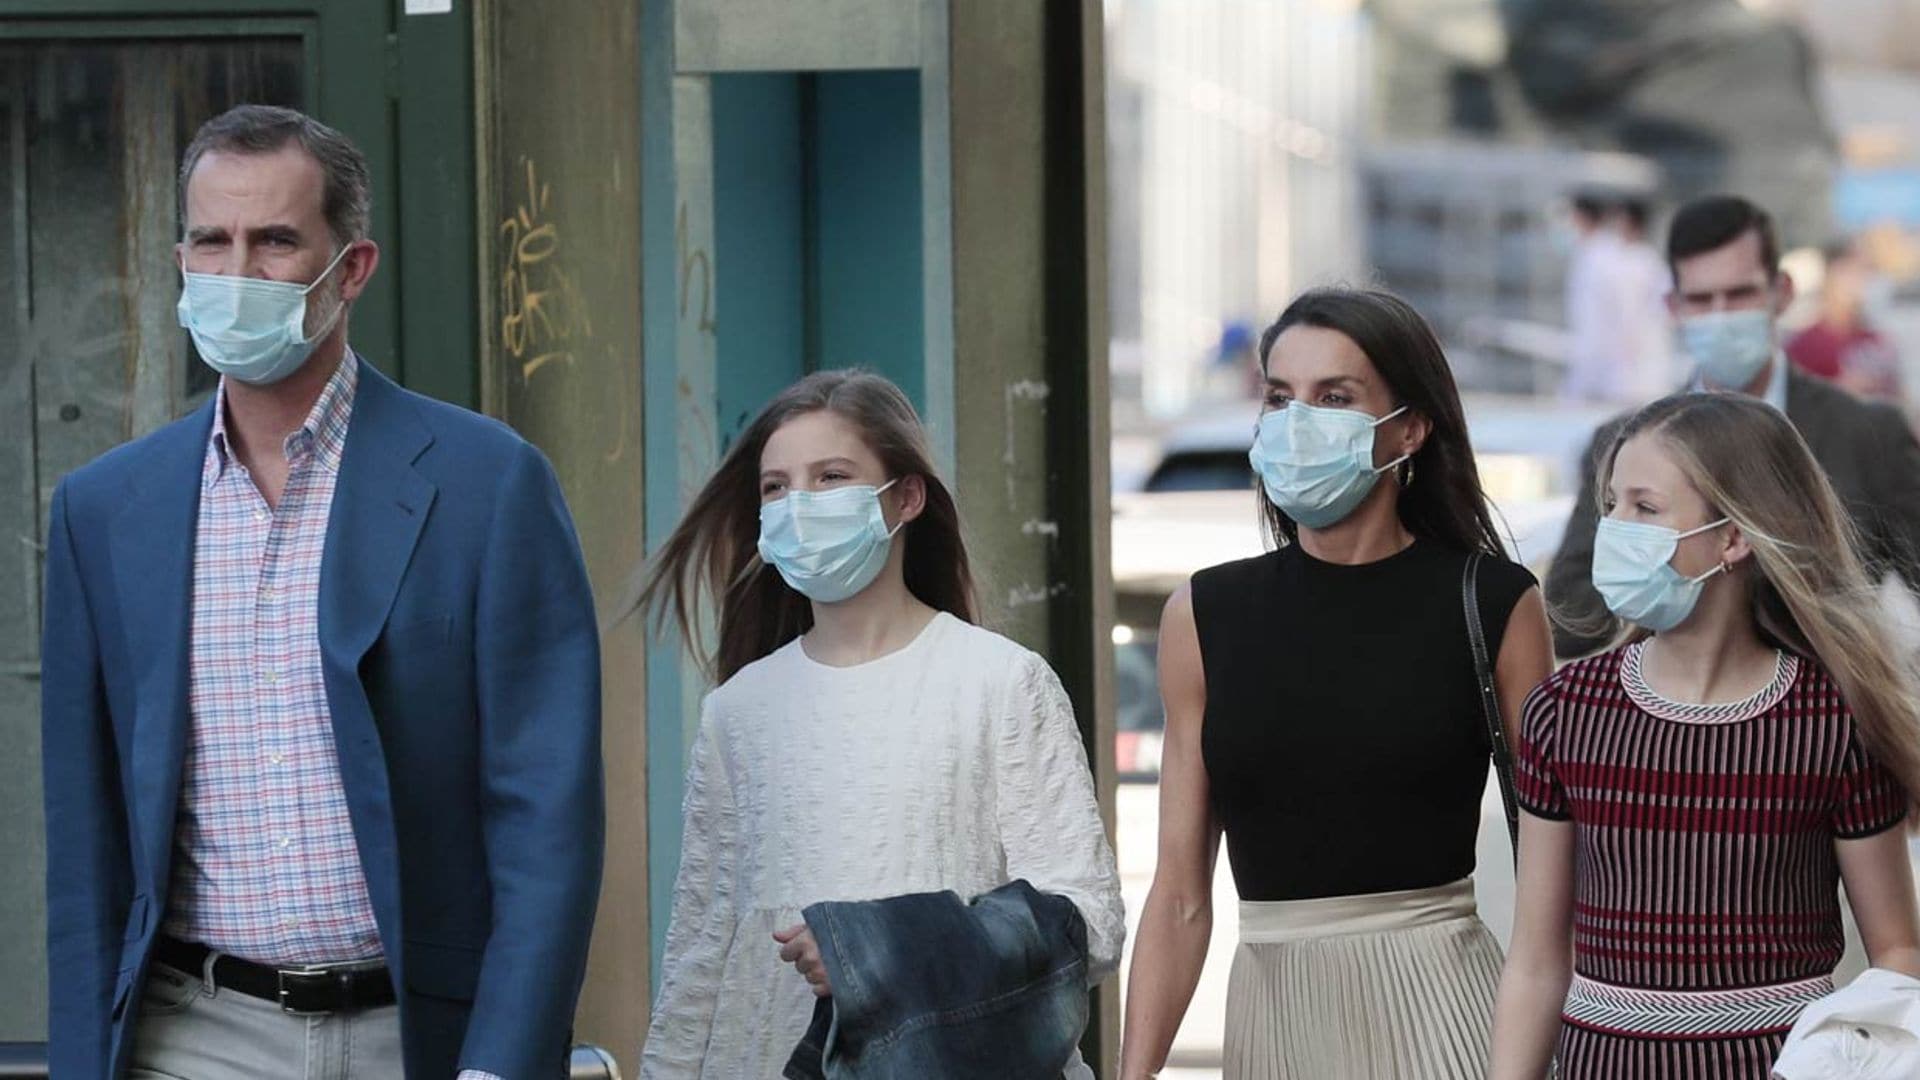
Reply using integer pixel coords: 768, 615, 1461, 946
1514, 682, 1572, 821
1473, 555, 1540, 663
640, 698, 740, 1078
1833, 722, 1910, 839
992, 652, 1128, 983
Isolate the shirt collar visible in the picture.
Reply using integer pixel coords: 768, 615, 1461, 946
1762, 349, 1789, 413
204, 352, 361, 487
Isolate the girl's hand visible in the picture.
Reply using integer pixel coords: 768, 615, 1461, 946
774, 924, 832, 997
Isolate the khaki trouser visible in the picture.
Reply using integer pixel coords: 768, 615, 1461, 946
127, 961, 402, 1080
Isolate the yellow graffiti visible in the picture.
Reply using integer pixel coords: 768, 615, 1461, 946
500, 157, 593, 380
677, 200, 716, 335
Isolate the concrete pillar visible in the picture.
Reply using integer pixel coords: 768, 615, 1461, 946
475, 1, 651, 1069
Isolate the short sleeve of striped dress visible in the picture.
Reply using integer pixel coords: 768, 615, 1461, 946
1515, 681, 1571, 821
1833, 724, 1909, 839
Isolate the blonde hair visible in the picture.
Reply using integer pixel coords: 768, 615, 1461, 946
1602, 392, 1920, 805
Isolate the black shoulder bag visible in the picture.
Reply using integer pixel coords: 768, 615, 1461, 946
1464, 552, 1519, 863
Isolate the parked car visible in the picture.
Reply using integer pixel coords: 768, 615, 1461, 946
1109, 394, 1612, 781
1113, 623, 1164, 782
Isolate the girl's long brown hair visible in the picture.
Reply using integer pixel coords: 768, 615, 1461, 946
1602, 392, 1920, 805
627, 369, 977, 683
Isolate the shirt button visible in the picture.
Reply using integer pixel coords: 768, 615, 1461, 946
262, 671, 279, 685
254, 510, 268, 524
282, 917, 299, 929
277, 836, 292, 850
269, 753, 284, 765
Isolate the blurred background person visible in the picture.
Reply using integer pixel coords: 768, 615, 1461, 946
1201, 320, 1265, 405
1610, 196, 1679, 401
1789, 238, 1906, 404
1560, 191, 1627, 403
1563, 191, 1675, 405
1545, 195, 1920, 660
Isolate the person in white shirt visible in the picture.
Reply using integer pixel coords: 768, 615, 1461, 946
1611, 198, 1678, 401
1562, 193, 1674, 404
631, 369, 1125, 1079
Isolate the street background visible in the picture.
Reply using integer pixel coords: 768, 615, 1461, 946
1105, 8, 1920, 1070
5, 2, 1920, 1075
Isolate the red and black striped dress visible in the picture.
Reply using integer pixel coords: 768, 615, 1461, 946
1515, 642, 1909, 1079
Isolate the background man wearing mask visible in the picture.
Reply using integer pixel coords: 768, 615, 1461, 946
1545, 194, 1920, 658
40, 105, 604, 1079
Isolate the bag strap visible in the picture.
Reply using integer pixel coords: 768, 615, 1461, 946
1464, 552, 1520, 863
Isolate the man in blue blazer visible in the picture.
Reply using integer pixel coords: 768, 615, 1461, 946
41, 105, 604, 1078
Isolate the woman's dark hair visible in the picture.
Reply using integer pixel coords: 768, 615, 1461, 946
1256, 288, 1508, 556
627, 369, 977, 683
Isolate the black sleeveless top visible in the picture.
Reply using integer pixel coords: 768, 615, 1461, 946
1191, 539, 1535, 901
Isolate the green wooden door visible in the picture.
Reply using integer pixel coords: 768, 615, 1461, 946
0, 1, 474, 1042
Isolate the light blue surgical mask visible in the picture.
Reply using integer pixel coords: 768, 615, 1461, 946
1680, 308, 1775, 390
177, 244, 352, 386
1248, 402, 1409, 529
758, 479, 903, 604
1591, 516, 1730, 631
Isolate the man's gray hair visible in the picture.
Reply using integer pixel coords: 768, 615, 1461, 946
179, 104, 371, 248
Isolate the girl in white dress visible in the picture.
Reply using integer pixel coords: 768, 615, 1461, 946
635, 370, 1125, 1079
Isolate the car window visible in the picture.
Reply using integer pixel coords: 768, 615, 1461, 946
1114, 638, 1164, 732
1143, 450, 1253, 493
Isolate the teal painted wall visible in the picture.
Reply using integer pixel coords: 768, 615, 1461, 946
714, 73, 808, 450
811, 70, 924, 403
640, 0, 686, 988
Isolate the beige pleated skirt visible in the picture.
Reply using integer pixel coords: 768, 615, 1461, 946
1223, 877, 1503, 1080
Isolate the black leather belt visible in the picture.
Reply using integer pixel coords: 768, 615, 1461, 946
154, 936, 395, 1015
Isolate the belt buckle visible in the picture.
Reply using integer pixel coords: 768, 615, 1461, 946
276, 963, 344, 1016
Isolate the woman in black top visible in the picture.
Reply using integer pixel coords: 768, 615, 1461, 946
1119, 289, 1555, 1080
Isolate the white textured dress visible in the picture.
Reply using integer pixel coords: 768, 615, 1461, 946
639, 613, 1126, 1079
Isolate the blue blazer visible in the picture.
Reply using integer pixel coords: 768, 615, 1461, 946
41, 360, 605, 1078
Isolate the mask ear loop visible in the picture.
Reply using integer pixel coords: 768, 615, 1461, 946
1675, 516, 1732, 540
876, 477, 906, 539
300, 243, 356, 296
1687, 561, 1730, 585
1679, 517, 1735, 583
296, 244, 358, 345
1371, 405, 1412, 477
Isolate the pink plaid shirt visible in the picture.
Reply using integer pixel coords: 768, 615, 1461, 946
165, 355, 509, 1078
164, 353, 382, 967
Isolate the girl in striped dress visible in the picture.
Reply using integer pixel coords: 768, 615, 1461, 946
1490, 392, 1920, 1079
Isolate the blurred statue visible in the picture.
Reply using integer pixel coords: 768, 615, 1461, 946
1500, 0, 1836, 243
1368, 0, 1839, 245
